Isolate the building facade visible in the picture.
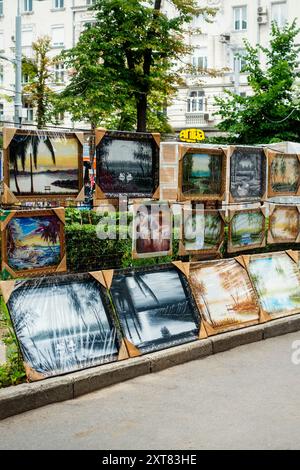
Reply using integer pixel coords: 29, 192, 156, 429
0, 0, 299, 131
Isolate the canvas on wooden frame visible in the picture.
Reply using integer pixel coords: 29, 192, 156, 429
228, 146, 267, 202
2, 128, 84, 203
1, 208, 66, 278
266, 150, 300, 197
108, 264, 201, 354
268, 205, 300, 244
227, 208, 266, 253
132, 201, 172, 259
247, 251, 300, 320
178, 146, 226, 201
189, 258, 260, 335
94, 129, 160, 200
0, 272, 123, 381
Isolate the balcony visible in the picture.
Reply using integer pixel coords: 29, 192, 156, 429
185, 113, 208, 126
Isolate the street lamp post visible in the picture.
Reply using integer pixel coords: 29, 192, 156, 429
14, 0, 22, 127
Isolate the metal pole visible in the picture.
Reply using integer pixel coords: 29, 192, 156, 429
14, 0, 22, 127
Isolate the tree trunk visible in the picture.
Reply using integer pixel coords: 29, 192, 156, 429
13, 161, 20, 194
30, 152, 34, 193
136, 94, 147, 132
89, 122, 96, 166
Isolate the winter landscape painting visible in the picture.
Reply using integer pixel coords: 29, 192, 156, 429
269, 206, 299, 243
230, 147, 266, 201
189, 259, 259, 332
110, 266, 199, 353
181, 150, 223, 199
7, 275, 119, 380
8, 134, 81, 195
96, 133, 159, 197
5, 212, 64, 273
248, 252, 300, 318
228, 210, 265, 252
269, 153, 300, 195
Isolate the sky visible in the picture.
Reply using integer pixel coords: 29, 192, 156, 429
9, 217, 59, 247
189, 153, 211, 174
18, 138, 79, 171
104, 140, 152, 164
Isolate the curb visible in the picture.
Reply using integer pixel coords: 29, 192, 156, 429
1, 314, 300, 420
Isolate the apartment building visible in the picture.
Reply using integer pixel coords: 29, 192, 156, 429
0, 1, 299, 131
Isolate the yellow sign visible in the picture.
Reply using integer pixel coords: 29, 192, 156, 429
179, 128, 205, 143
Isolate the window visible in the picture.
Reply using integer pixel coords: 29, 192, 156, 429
53, 0, 64, 8
52, 26, 64, 47
0, 64, 3, 84
55, 111, 64, 123
0, 31, 4, 51
271, 2, 287, 28
233, 6, 247, 31
86, 0, 96, 5
54, 63, 65, 83
0, 103, 4, 121
187, 90, 205, 113
192, 51, 208, 71
23, 0, 33, 13
22, 73, 30, 84
0, 0, 3, 16
22, 26, 33, 47
233, 50, 247, 73
23, 102, 34, 122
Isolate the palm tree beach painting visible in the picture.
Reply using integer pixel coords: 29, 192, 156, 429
181, 211, 223, 255
189, 259, 259, 333
248, 252, 300, 318
8, 134, 80, 195
6, 274, 120, 380
110, 266, 200, 353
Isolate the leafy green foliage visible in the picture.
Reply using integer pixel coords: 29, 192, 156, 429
214, 21, 300, 144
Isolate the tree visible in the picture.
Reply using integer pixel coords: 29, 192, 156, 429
214, 21, 300, 144
57, 0, 217, 136
22, 36, 57, 128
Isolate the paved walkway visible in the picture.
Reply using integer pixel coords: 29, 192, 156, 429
1, 332, 300, 450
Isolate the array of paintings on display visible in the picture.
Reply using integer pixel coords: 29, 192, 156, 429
2, 273, 122, 381
95, 130, 160, 199
189, 259, 260, 334
248, 252, 300, 319
179, 209, 224, 256
267, 150, 300, 197
109, 265, 200, 353
228, 146, 266, 202
132, 202, 172, 258
2, 128, 84, 203
1, 208, 66, 277
227, 209, 266, 253
178, 147, 226, 201
268, 205, 300, 244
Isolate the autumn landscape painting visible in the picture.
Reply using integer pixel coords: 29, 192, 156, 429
270, 154, 300, 194
269, 206, 299, 242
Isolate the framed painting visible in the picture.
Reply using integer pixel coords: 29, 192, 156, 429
132, 201, 172, 259
228, 146, 267, 202
268, 205, 300, 244
178, 146, 226, 201
227, 208, 266, 253
94, 129, 160, 200
267, 150, 300, 197
179, 209, 225, 256
189, 258, 260, 335
0, 272, 123, 381
108, 263, 201, 354
1, 208, 66, 277
2, 128, 84, 204
247, 251, 300, 320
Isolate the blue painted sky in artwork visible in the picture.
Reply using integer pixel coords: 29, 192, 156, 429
10, 217, 51, 239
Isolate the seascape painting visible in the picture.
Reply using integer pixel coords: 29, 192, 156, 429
230, 210, 265, 250
134, 204, 171, 257
269, 207, 299, 242
182, 151, 222, 197
190, 259, 259, 331
6, 215, 63, 271
248, 253, 300, 317
7, 276, 119, 379
230, 147, 266, 200
96, 134, 158, 197
9, 134, 80, 195
110, 267, 199, 353
270, 154, 300, 194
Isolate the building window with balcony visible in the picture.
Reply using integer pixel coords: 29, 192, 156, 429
187, 90, 205, 113
23, 0, 33, 13
271, 2, 287, 28
233, 6, 247, 31
52, 25, 64, 47
53, 0, 64, 8
23, 102, 34, 122
192, 52, 208, 72
0, 1, 3, 16
54, 63, 65, 83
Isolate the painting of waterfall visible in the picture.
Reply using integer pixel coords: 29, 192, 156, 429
189, 259, 259, 333
7, 274, 119, 380
248, 252, 300, 318
110, 266, 200, 353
